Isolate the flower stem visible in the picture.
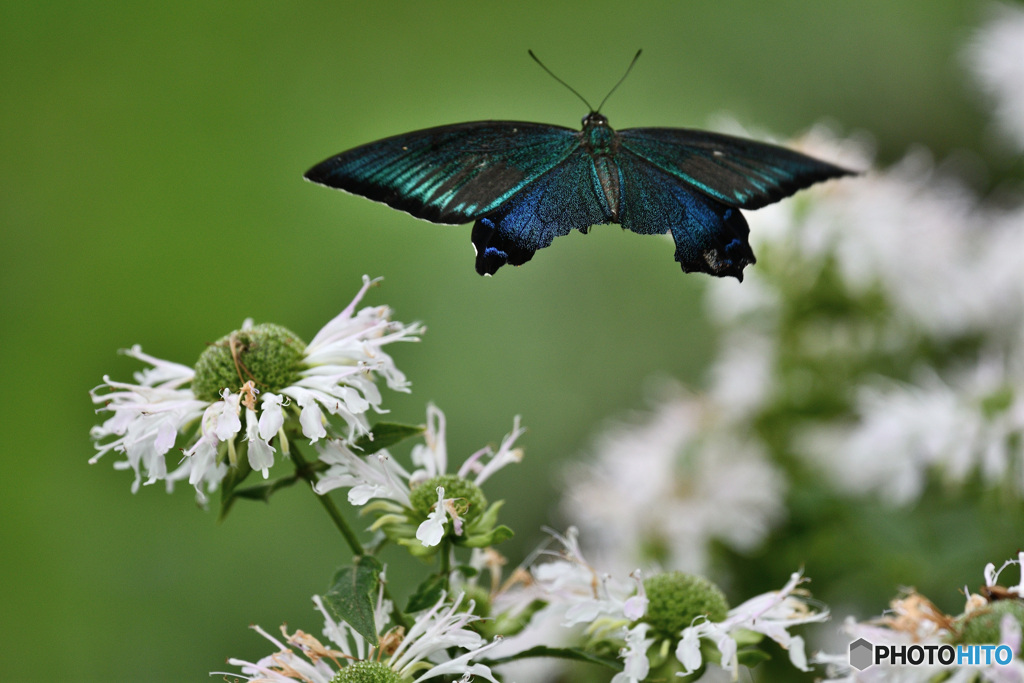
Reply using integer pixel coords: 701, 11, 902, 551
288, 437, 408, 629
439, 540, 452, 585
290, 441, 366, 554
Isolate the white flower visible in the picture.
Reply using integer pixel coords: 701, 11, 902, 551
415, 486, 450, 546
315, 404, 523, 549
676, 571, 828, 679
706, 331, 777, 422
562, 384, 785, 574
611, 623, 654, 683
983, 553, 1024, 599
965, 3, 1024, 152
506, 528, 656, 680
89, 276, 421, 504
88, 346, 209, 495
517, 530, 823, 682
223, 588, 501, 683
524, 528, 643, 630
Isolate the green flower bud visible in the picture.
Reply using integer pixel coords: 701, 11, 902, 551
410, 474, 488, 527
643, 571, 730, 640
192, 323, 306, 402
950, 599, 1024, 645
332, 660, 400, 683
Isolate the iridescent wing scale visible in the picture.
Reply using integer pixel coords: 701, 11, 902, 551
470, 146, 615, 274
615, 149, 755, 279
617, 127, 851, 210
612, 127, 852, 278
305, 122, 581, 225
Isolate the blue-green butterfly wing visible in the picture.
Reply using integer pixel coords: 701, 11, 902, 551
306, 118, 853, 278
305, 121, 581, 225
616, 149, 755, 279
471, 147, 615, 274
618, 127, 852, 210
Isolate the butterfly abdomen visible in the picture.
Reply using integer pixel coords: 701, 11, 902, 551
590, 156, 622, 221
581, 113, 623, 221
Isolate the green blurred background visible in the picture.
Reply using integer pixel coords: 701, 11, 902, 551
0, 1, 1009, 680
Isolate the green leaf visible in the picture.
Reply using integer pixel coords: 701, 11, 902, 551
461, 524, 514, 548
735, 647, 771, 668
218, 447, 254, 520
453, 564, 479, 580
323, 556, 384, 646
230, 476, 300, 502
481, 645, 623, 671
490, 599, 546, 637
468, 499, 505, 533
731, 628, 765, 648
406, 574, 447, 613
351, 422, 425, 455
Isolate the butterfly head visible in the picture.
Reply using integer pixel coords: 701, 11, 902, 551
581, 112, 616, 154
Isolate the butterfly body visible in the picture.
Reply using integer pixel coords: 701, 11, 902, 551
306, 111, 853, 279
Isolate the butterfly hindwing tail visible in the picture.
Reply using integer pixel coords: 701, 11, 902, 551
471, 218, 536, 275
616, 151, 756, 280
671, 205, 754, 280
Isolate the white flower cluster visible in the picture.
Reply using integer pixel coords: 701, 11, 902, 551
800, 354, 1024, 503
225, 583, 501, 683
90, 276, 421, 503
765, 129, 1024, 502
965, 3, 1024, 153
562, 384, 785, 575
707, 131, 1024, 341
818, 554, 1024, 682
315, 404, 523, 549
514, 529, 824, 682
696, 5, 1024, 505
675, 571, 827, 678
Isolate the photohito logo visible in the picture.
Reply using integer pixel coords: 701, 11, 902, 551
848, 637, 1014, 670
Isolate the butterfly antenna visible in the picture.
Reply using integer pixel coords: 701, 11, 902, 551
528, 50, 594, 111
596, 49, 642, 113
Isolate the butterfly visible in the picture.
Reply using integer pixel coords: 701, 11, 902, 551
305, 51, 854, 279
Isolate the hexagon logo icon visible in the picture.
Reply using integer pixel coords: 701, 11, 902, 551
849, 638, 873, 670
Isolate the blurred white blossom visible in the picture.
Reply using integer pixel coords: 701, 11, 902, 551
562, 385, 785, 574
800, 354, 1024, 504
708, 132, 1023, 341
965, 2, 1024, 152
702, 112, 1024, 507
